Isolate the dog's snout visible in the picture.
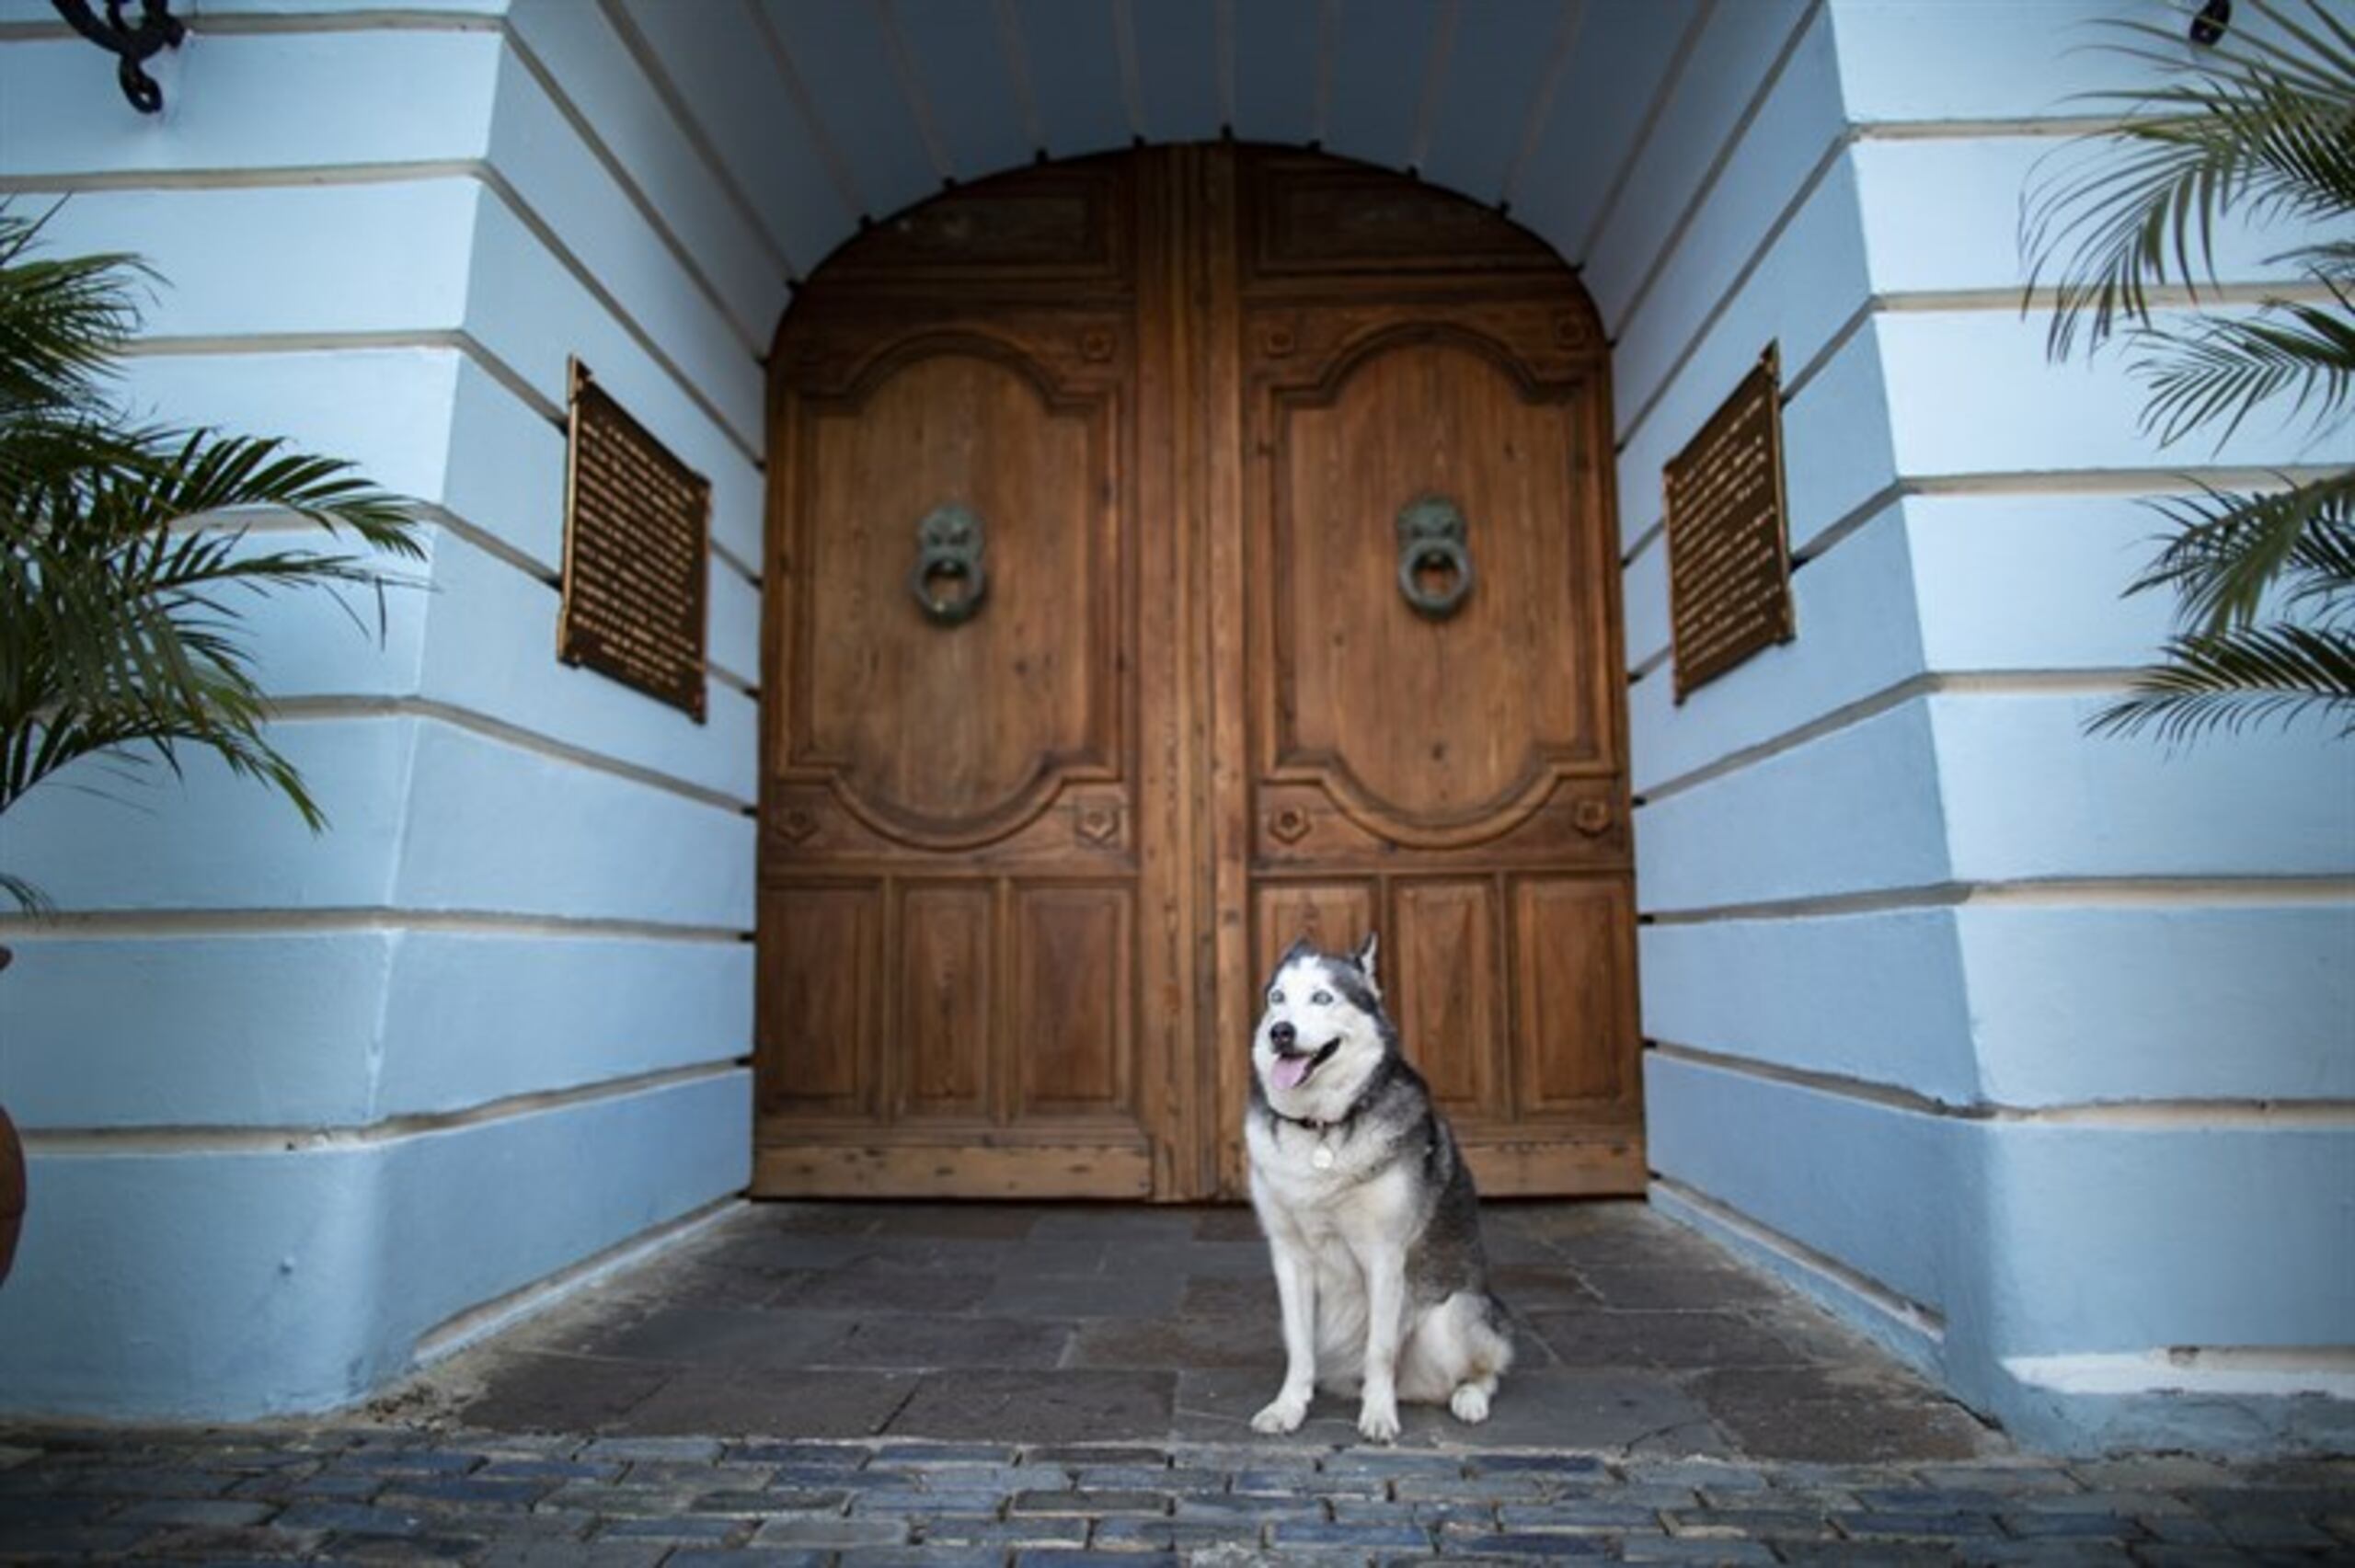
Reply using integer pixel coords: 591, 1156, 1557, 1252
1269, 1020, 1297, 1049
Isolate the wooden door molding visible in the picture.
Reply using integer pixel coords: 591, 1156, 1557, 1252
775, 325, 1127, 849
1212, 148, 1643, 1200
758, 147, 1641, 1202
1250, 314, 1616, 849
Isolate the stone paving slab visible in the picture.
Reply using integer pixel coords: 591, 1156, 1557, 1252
4, 1204, 2348, 1561
0, 1430, 2347, 1563
412, 1202, 2018, 1465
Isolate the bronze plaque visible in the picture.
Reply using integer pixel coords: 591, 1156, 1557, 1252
1663, 346, 1796, 702
559, 360, 710, 721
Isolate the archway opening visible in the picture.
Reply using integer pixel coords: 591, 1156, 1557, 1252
754, 146, 1637, 1202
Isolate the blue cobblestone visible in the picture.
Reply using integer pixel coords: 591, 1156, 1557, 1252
1269, 1517, 1435, 1548
0, 1426, 2338, 1565
1439, 1528, 1616, 1556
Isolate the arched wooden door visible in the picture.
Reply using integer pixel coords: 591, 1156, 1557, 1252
758, 147, 1640, 1202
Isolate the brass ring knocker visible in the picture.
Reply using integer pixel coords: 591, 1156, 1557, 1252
909, 503, 988, 625
1396, 494, 1474, 619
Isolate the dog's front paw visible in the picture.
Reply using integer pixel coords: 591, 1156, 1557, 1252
1356, 1397, 1401, 1444
1251, 1393, 1309, 1435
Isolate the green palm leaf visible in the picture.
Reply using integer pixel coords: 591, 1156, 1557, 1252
2089, 621, 2355, 741
0, 208, 422, 912
2131, 471, 2355, 635
2030, 0, 2354, 747
2023, 0, 2355, 358
2131, 291, 2355, 447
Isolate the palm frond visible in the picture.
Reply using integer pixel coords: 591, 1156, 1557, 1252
0, 204, 423, 897
2130, 291, 2355, 447
2129, 471, 2355, 633
2089, 620, 2355, 741
0, 869, 49, 917
0, 208, 147, 418
2022, 0, 2355, 359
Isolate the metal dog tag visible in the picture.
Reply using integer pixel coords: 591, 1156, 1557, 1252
1312, 1144, 1336, 1171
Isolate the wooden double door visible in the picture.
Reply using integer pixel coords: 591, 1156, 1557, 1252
757, 146, 1639, 1202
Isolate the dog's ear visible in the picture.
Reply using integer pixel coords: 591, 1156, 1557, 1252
1352, 931, 1381, 995
1269, 935, 1313, 984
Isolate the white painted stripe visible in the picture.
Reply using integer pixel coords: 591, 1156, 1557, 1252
600, 0, 801, 280
412, 1196, 746, 1366
120, 328, 562, 423
19, 1062, 746, 1155
745, 0, 867, 222
496, 26, 772, 367
0, 158, 769, 445
1111, 0, 1146, 143
1498, 0, 1588, 212
994, 0, 1048, 155
1621, 519, 1663, 567
211, 496, 759, 673
1652, 1039, 2355, 1128
182, 9, 505, 35
1790, 479, 1900, 566
2004, 1349, 2355, 1400
1213, 0, 1237, 133
1614, 0, 1821, 340
1614, 130, 1851, 451
1635, 670, 2144, 808
264, 697, 755, 816
0, 161, 487, 194
873, 0, 956, 183
1779, 293, 1872, 407
0, 909, 748, 943
1314, 0, 1340, 146
1574, 0, 1714, 270
1903, 464, 2351, 498
1853, 115, 2141, 143
1885, 282, 2346, 314
1407, 0, 1463, 176
1650, 1176, 1947, 1341
1642, 876, 2355, 925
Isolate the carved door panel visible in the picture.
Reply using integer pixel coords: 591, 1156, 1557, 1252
1213, 151, 1644, 1196
758, 158, 1185, 1198
761, 148, 1639, 1200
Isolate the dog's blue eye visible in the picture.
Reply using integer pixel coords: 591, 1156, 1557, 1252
1312, 990, 1332, 1005
1269, 990, 1283, 1004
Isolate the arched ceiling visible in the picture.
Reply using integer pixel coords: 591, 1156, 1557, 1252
610, 0, 1708, 321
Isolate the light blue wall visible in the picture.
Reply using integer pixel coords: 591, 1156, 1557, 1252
0, 0, 755, 1417
1635, 0, 2354, 1454
2, 0, 2346, 1451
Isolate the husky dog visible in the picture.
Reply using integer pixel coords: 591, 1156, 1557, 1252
1245, 933, 1512, 1443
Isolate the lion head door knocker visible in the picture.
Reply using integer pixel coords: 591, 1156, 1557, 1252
1396, 494, 1474, 619
909, 502, 988, 625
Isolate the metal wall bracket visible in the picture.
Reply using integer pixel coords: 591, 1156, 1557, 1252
52, 0, 182, 114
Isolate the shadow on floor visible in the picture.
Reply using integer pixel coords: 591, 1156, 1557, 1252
398, 1201, 2003, 1466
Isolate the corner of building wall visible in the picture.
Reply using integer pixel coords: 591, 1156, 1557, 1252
0, 1143, 396, 1421
1977, 1352, 2355, 1458
1648, 1177, 1949, 1386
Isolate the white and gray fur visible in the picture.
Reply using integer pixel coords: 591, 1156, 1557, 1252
1245, 933, 1513, 1443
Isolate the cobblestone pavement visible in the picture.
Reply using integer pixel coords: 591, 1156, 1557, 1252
3, 1428, 2349, 1564
4, 1203, 2347, 1562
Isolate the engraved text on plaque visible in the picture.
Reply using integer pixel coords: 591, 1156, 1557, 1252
559, 360, 711, 721
1663, 346, 1796, 702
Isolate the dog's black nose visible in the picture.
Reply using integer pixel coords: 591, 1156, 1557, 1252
1269, 1021, 1296, 1049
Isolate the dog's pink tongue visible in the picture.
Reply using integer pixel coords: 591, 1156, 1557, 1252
1271, 1054, 1311, 1092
